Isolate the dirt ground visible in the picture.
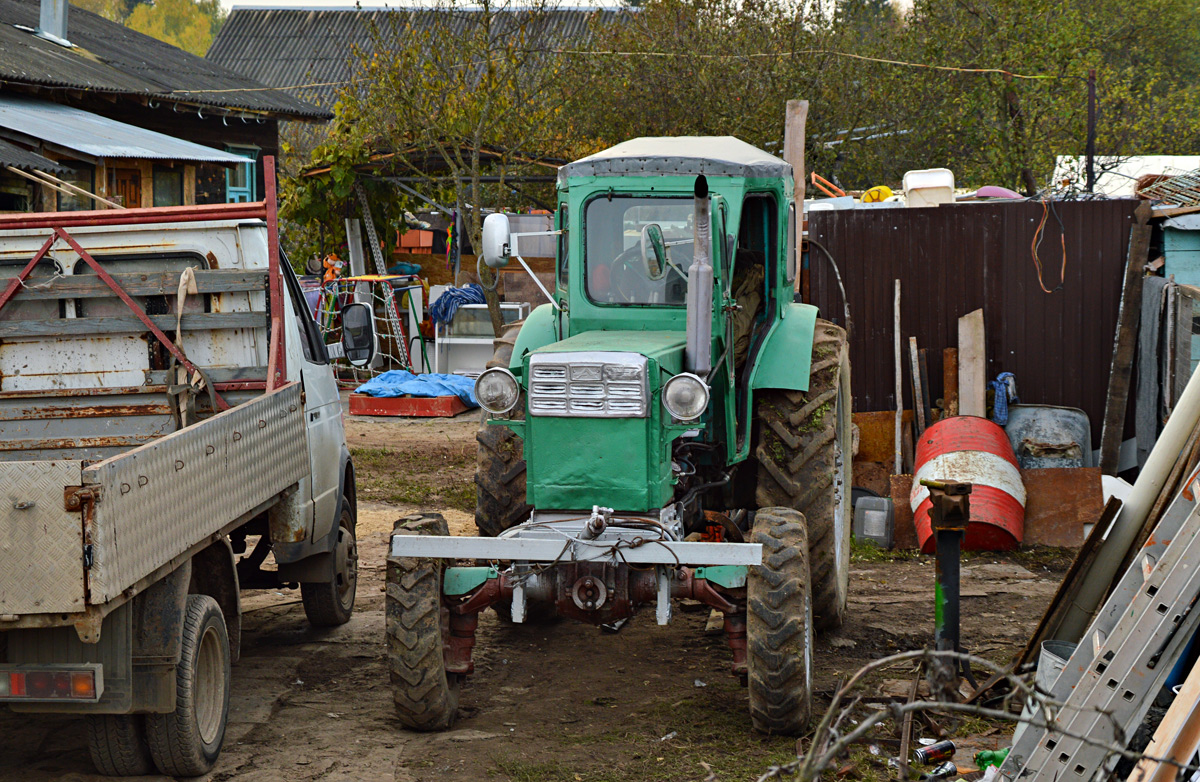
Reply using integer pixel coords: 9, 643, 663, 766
0, 407, 1068, 782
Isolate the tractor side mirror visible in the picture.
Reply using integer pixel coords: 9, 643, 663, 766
340, 302, 375, 368
641, 223, 667, 281
482, 213, 511, 269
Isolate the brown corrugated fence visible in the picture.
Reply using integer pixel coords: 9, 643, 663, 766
806, 199, 1139, 443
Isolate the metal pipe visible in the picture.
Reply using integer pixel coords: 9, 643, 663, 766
686, 175, 713, 375
0, 203, 267, 230
1058, 360, 1200, 641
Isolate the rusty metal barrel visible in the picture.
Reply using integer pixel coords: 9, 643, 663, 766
910, 416, 1025, 552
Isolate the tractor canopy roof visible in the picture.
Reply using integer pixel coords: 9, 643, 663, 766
557, 136, 791, 188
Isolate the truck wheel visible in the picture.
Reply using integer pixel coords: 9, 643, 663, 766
86, 715, 154, 776
475, 319, 531, 538
146, 594, 230, 777
747, 507, 813, 735
387, 513, 459, 731
754, 319, 852, 631
301, 499, 358, 627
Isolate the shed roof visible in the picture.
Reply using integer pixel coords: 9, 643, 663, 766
0, 0, 328, 120
0, 137, 69, 174
206, 6, 623, 107
0, 95, 254, 163
557, 136, 791, 186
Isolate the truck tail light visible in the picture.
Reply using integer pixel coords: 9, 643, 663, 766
0, 665, 102, 702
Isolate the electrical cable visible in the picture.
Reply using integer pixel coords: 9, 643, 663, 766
808, 238, 852, 338
1031, 199, 1067, 293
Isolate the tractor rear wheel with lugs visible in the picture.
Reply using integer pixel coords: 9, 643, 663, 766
475, 319, 530, 538
754, 318, 852, 631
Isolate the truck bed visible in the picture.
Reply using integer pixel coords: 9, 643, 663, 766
0, 383, 307, 617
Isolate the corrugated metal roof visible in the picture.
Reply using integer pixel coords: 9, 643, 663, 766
0, 0, 329, 119
559, 136, 791, 185
206, 6, 625, 107
0, 95, 253, 162
0, 137, 69, 174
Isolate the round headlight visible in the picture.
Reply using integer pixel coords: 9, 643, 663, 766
662, 372, 709, 421
475, 367, 520, 414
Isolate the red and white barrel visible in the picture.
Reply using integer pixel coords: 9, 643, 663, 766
910, 416, 1025, 553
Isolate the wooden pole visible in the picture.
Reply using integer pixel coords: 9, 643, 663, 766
910, 337, 926, 436
943, 347, 959, 416
1100, 200, 1154, 474
895, 280, 903, 474
918, 347, 933, 425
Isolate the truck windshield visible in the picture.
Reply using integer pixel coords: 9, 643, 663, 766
585, 196, 695, 305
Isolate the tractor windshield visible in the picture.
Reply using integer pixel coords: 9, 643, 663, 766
585, 196, 695, 306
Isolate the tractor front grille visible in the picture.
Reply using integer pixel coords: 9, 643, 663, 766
528, 352, 648, 418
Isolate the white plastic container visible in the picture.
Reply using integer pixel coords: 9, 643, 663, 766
903, 168, 955, 208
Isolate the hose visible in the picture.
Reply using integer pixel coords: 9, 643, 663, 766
808, 238, 852, 338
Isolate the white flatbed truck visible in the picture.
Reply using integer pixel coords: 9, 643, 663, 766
0, 160, 374, 776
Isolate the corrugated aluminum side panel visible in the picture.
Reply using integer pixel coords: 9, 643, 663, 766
84, 383, 307, 604
0, 460, 85, 614
807, 199, 1139, 444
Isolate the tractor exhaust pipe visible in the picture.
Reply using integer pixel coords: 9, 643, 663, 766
686, 176, 713, 375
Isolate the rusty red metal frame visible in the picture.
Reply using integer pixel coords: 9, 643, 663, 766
54, 228, 231, 411
0, 182, 291, 402
263, 156, 286, 391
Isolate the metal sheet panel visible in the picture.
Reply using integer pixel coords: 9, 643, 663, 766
0, 460, 85, 614
84, 383, 306, 604
807, 200, 1140, 444
0, 96, 253, 163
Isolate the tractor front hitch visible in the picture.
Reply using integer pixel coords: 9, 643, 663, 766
439, 564, 747, 678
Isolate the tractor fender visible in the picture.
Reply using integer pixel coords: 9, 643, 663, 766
508, 303, 559, 371
749, 302, 819, 392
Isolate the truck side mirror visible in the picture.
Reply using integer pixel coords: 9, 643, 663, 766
482, 213, 511, 269
641, 223, 666, 281
340, 302, 375, 368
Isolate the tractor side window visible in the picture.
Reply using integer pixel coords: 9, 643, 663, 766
731, 195, 776, 369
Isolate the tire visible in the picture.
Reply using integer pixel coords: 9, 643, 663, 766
754, 318, 852, 631
475, 319, 531, 539
86, 715, 154, 776
146, 594, 231, 777
387, 513, 459, 731
301, 499, 358, 627
747, 507, 813, 735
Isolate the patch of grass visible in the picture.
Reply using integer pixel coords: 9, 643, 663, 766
491, 758, 576, 782
851, 538, 920, 563
350, 445, 476, 512
1005, 546, 1077, 572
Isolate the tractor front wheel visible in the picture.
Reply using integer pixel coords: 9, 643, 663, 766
754, 318, 852, 631
747, 507, 813, 735
387, 513, 459, 731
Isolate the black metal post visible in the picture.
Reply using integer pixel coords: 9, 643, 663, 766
921, 479, 973, 689
1086, 69, 1096, 194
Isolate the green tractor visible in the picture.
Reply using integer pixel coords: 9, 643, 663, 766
386, 137, 852, 735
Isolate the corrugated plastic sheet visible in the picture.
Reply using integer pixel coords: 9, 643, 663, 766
0, 0, 328, 119
207, 6, 625, 107
0, 95, 255, 161
807, 199, 1140, 444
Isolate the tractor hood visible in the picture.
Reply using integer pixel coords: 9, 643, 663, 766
529, 330, 686, 375
517, 329, 688, 513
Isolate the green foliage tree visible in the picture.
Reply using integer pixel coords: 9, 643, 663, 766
125, 0, 224, 56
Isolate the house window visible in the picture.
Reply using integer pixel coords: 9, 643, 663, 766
56, 162, 95, 212
0, 169, 32, 212
153, 166, 183, 207
225, 146, 258, 203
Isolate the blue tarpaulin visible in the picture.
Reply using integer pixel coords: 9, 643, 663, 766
355, 371, 478, 407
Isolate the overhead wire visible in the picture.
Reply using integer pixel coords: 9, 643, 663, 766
1031, 198, 1067, 293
